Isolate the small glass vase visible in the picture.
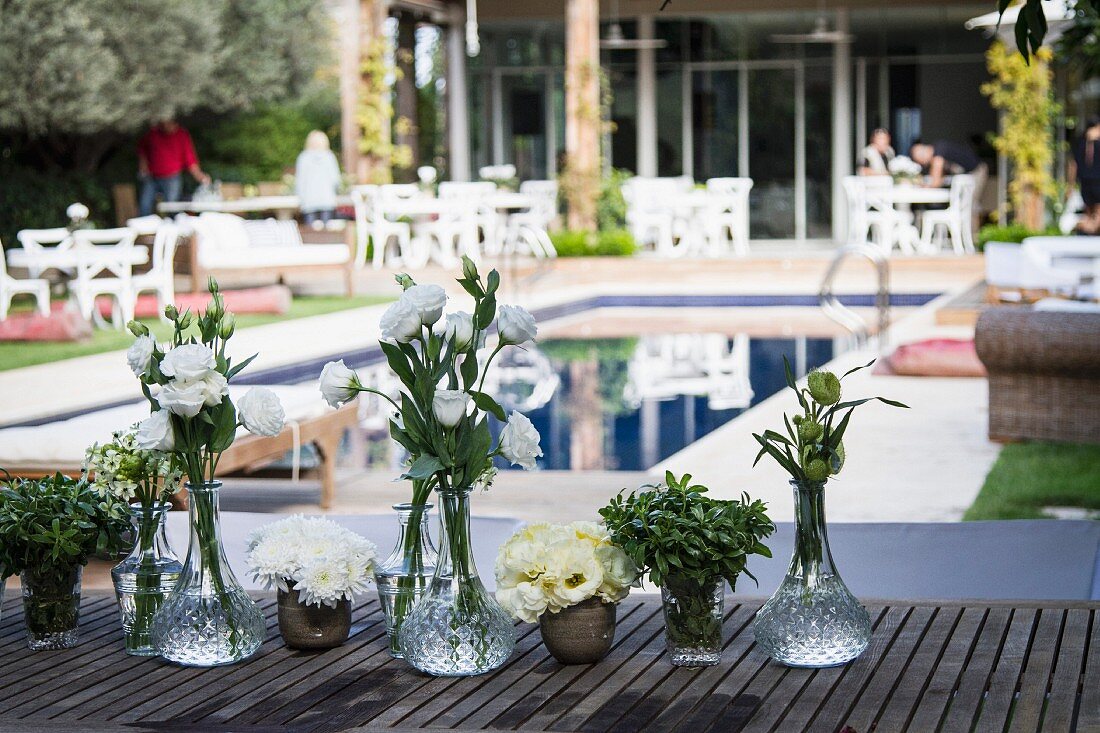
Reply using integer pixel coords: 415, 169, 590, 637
21, 565, 83, 650
398, 485, 515, 676
661, 575, 724, 667
112, 502, 183, 656
150, 481, 266, 666
753, 479, 871, 668
374, 502, 438, 658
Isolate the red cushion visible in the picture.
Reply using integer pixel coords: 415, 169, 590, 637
0, 306, 92, 342
885, 338, 987, 378
97, 285, 293, 319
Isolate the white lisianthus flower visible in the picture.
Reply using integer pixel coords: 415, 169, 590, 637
66, 202, 89, 221
134, 410, 175, 451
499, 411, 542, 470
496, 582, 557, 624
571, 520, 612, 546
595, 545, 639, 602
444, 311, 475, 350
157, 371, 228, 417
379, 298, 423, 343
546, 543, 604, 607
160, 343, 217, 381
238, 387, 285, 437
319, 360, 360, 408
403, 284, 448, 326
432, 389, 470, 428
126, 335, 156, 377
497, 304, 537, 345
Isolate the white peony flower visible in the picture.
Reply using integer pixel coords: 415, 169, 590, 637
499, 411, 542, 470
379, 298, 423, 343
403, 284, 448, 326
134, 410, 175, 451
126, 335, 156, 377
160, 343, 217, 381
497, 305, 537, 345
157, 371, 228, 417
432, 389, 470, 428
238, 387, 285, 437
318, 360, 360, 408
444, 311, 475, 350
66, 202, 89, 221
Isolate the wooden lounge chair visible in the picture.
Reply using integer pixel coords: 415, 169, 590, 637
0, 385, 358, 508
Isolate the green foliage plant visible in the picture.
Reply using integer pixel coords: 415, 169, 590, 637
600, 472, 774, 649
976, 222, 1061, 250
752, 358, 907, 484
549, 229, 636, 257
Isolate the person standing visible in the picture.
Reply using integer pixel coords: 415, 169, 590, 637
1069, 117, 1100, 234
294, 130, 342, 226
858, 128, 895, 176
137, 119, 210, 216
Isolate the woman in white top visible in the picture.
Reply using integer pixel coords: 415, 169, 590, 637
859, 128, 896, 176
295, 130, 342, 226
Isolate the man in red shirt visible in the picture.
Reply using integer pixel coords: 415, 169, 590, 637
137, 119, 211, 216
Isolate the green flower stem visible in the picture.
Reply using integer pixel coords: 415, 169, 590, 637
186, 483, 241, 648
389, 478, 434, 648
663, 575, 722, 650
790, 480, 829, 602
434, 481, 488, 666
127, 505, 163, 652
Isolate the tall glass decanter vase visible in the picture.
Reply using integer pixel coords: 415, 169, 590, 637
398, 485, 515, 676
112, 502, 183, 655
374, 502, 438, 658
753, 479, 871, 668
150, 481, 266, 666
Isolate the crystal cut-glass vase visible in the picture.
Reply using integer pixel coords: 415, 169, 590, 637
753, 479, 871, 668
398, 486, 515, 676
112, 502, 183, 656
150, 481, 266, 666
374, 502, 437, 658
21, 564, 83, 650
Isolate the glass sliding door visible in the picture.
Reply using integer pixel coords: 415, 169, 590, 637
692, 68, 739, 181
747, 67, 797, 239
500, 73, 549, 181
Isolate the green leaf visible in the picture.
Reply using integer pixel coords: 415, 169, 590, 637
402, 454, 443, 480
840, 359, 876, 380
469, 391, 506, 422
208, 399, 237, 452
475, 295, 497, 330
225, 353, 258, 381
380, 341, 416, 388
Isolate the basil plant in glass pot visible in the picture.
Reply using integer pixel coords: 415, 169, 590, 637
600, 472, 774, 667
0, 472, 129, 650
751, 358, 907, 668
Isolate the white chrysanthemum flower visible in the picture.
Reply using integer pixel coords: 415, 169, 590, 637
295, 560, 352, 608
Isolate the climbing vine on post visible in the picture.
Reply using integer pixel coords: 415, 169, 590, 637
982, 41, 1058, 230
357, 37, 395, 185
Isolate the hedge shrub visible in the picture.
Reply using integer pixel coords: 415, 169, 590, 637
976, 223, 1061, 252
550, 228, 636, 257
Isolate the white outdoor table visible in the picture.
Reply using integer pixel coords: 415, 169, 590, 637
880, 185, 951, 206
485, 191, 536, 212
6, 244, 149, 272
665, 190, 713, 256
157, 195, 354, 219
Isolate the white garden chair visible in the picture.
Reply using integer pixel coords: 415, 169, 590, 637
439, 181, 499, 255
0, 239, 50, 320
16, 227, 73, 278
623, 177, 682, 256
350, 185, 413, 269
70, 227, 137, 328
418, 201, 480, 267
704, 177, 754, 256
129, 221, 180, 321
921, 174, 977, 255
842, 176, 912, 254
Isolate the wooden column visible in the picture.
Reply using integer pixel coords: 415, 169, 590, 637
340, 0, 392, 184
564, 0, 601, 231
393, 11, 420, 182
339, 0, 361, 177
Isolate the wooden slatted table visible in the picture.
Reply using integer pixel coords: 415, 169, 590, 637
0, 593, 1096, 732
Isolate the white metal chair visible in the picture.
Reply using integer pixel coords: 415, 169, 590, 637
623, 177, 684, 256
350, 185, 414, 269
16, 227, 73, 278
129, 222, 179, 321
504, 181, 559, 255
921, 174, 976, 255
842, 176, 912, 254
70, 228, 137, 328
439, 181, 499, 255
704, 177, 754, 256
417, 201, 479, 267
0, 239, 51, 320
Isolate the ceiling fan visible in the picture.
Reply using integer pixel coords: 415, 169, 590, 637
601, 0, 668, 50
770, 3, 853, 45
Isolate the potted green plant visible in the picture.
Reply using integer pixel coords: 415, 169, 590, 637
0, 472, 129, 650
600, 472, 774, 667
750, 359, 906, 668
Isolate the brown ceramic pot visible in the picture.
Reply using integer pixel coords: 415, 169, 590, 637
277, 587, 352, 650
539, 597, 617, 664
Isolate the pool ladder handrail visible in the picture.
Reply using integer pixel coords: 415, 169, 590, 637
818, 243, 890, 349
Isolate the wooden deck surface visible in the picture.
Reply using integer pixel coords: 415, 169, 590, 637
0, 592, 1096, 732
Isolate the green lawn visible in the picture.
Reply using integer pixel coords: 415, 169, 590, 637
964, 442, 1100, 520
0, 295, 392, 372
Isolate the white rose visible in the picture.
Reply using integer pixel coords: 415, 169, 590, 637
160, 343, 216, 381
403, 284, 447, 326
499, 411, 542, 470
238, 387, 285, 437
66, 202, 89, 221
497, 305, 537, 345
319, 360, 360, 408
432, 389, 470, 428
379, 298, 423, 343
444, 311, 475, 350
157, 371, 228, 417
135, 410, 175, 451
126, 335, 156, 377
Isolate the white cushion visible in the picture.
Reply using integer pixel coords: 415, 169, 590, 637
243, 219, 304, 248
199, 243, 350, 269
1033, 298, 1100, 313
0, 385, 330, 467
195, 212, 251, 258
